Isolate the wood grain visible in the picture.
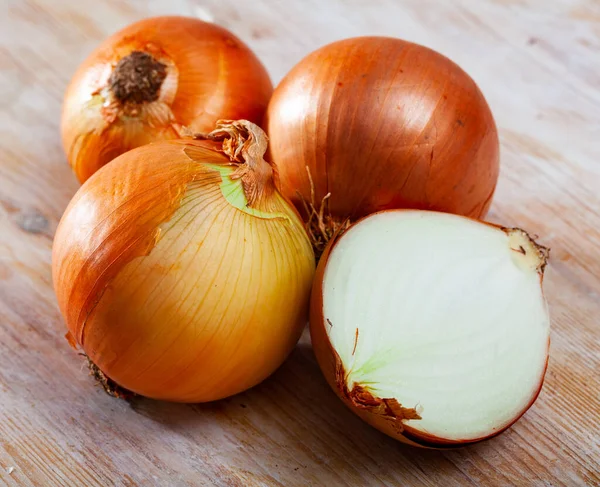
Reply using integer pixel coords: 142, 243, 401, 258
1, 0, 599, 485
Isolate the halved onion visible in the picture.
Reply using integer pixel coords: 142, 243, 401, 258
310, 210, 550, 447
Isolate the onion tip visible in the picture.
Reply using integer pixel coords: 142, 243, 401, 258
504, 228, 550, 274
193, 120, 276, 207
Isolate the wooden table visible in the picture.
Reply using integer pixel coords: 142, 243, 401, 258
1, 0, 599, 485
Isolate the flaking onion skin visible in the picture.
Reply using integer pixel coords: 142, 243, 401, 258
310, 210, 550, 448
53, 129, 315, 402
62, 16, 273, 183
267, 37, 499, 230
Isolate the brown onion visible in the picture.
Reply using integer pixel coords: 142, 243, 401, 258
266, 37, 499, 252
62, 16, 273, 182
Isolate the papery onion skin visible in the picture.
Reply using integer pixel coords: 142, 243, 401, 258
62, 16, 273, 183
310, 211, 549, 448
52, 132, 315, 402
266, 37, 499, 226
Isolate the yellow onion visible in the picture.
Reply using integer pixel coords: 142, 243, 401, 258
61, 16, 273, 183
52, 121, 315, 402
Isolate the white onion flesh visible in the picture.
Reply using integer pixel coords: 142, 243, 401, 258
320, 211, 550, 443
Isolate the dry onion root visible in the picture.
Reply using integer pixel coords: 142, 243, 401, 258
61, 16, 273, 183
267, 37, 499, 252
298, 168, 350, 259
52, 121, 315, 402
311, 210, 550, 447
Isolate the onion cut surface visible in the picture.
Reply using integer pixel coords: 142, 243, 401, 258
311, 210, 550, 447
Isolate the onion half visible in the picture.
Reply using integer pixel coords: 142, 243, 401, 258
53, 121, 315, 402
310, 210, 550, 447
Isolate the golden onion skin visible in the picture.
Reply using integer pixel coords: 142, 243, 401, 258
62, 16, 273, 183
52, 138, 315, 402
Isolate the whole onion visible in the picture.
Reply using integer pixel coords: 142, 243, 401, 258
53, 121, 315, 402
267, 37, 499, 252
62, 16, 273, 182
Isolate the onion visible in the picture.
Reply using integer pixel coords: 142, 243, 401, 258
52, 121, 315, 402
62, 16, 273, 183
266, 37, 499, 253
311, 210, 550, 447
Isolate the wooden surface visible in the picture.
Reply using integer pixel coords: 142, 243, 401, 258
1, 0, 599, 485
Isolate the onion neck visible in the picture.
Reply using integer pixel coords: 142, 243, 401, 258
109, 51, 167, 105
505, 228, 550, 274
194, 120, 276, 208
